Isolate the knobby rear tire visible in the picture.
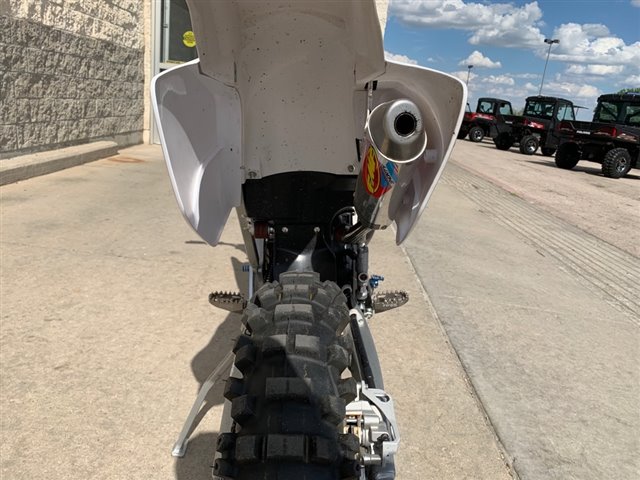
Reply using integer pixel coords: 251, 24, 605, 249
214, 271, 360, 480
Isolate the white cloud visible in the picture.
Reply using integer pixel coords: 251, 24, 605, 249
483, 74, 515, 85
460, 50, 502, 68
512, 73, 540, 79
390, 0, 545, 48
619, 74, 640, 85
468, 3, 545, 48
566, 64, 625, 76
384, 51, 419, 65
451, 70, 478, 83
549, 23, 640, 67
451, 70, 517, 97
465, 83, 537, 111
543, 81, 601, 101
463, 74, 516, 100
392, 1, 635, 102
390, 1, 639, 75
580, 23, 611, 37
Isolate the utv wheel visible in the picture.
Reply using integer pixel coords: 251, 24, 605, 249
602, 148, 632, 178
468, 126, 485, 143
519, 135, 539, 155
214, 272, 359, 480
555, 143, 580, 170
494, 133, 513, 151
457, 128, 468, 140
541, 147, 556, 156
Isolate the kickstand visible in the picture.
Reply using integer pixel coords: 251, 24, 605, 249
171, 349, 235, 457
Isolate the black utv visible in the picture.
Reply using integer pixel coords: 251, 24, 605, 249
555, 93, 639, 178
458, 97, 513, 142
491, 96, 577, 156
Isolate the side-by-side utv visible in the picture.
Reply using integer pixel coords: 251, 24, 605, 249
458, 97, 513, 142
555, 92, 639, 178
491, 96, 577, 156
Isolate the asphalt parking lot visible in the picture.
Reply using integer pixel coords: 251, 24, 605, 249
1, 140, 638, 479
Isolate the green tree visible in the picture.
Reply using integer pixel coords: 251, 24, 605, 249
617, 87, 640, 94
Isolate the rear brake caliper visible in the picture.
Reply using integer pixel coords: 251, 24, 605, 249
345, 382, 400, 472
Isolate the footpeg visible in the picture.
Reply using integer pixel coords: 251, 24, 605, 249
209, 291, 246, 312
372, 290, 408, 312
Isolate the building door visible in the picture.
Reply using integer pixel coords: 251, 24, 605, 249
151, 0, 197, 143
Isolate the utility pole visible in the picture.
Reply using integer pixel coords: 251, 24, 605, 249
539, 38, 559, 96
466, 64, 473, 86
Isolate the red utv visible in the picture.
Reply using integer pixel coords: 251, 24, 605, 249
458, 97, 513, 143
491, 96, 577, 156
555, 92, 639, 178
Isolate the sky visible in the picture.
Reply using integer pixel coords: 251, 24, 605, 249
383, 0, 640, 120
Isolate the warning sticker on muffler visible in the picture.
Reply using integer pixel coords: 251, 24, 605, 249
363, 146, 398, 198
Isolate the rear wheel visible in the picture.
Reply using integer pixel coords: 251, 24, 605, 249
555, 143, 580, 170
494, 133, 513, 151
457, 128, 468, 140
519, 135, 539, 155
541, 147, 556, 156
468, 126, 485, 143
602, 148, 632, 178
214, 271, 360, 480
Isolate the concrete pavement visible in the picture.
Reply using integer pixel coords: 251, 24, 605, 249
0, 144, 512, 479
3, 140, 637, 479
403, 145, 640, 479
449, 140, 640, 257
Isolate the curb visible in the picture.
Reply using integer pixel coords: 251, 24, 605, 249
0, 141, 119, 186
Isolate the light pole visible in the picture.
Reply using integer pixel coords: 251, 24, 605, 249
466, 64, 473, 86
539, 38, 559, 95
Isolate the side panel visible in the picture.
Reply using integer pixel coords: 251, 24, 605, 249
151, 61, 242, 245
372, 61, 467, 244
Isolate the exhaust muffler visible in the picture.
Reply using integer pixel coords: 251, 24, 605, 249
352, 99, 427, 233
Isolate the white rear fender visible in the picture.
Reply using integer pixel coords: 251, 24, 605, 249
151, 1, 466, 246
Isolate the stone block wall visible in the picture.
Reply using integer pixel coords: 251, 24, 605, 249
0, 0, 145, 158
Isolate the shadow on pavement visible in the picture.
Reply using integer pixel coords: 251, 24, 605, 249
174, 253, 249, 479
174, 432, 220, 480
464, 139, 498, 149
524, 159, 640, 180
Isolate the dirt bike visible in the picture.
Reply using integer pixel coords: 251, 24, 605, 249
151, 2, 466, 478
